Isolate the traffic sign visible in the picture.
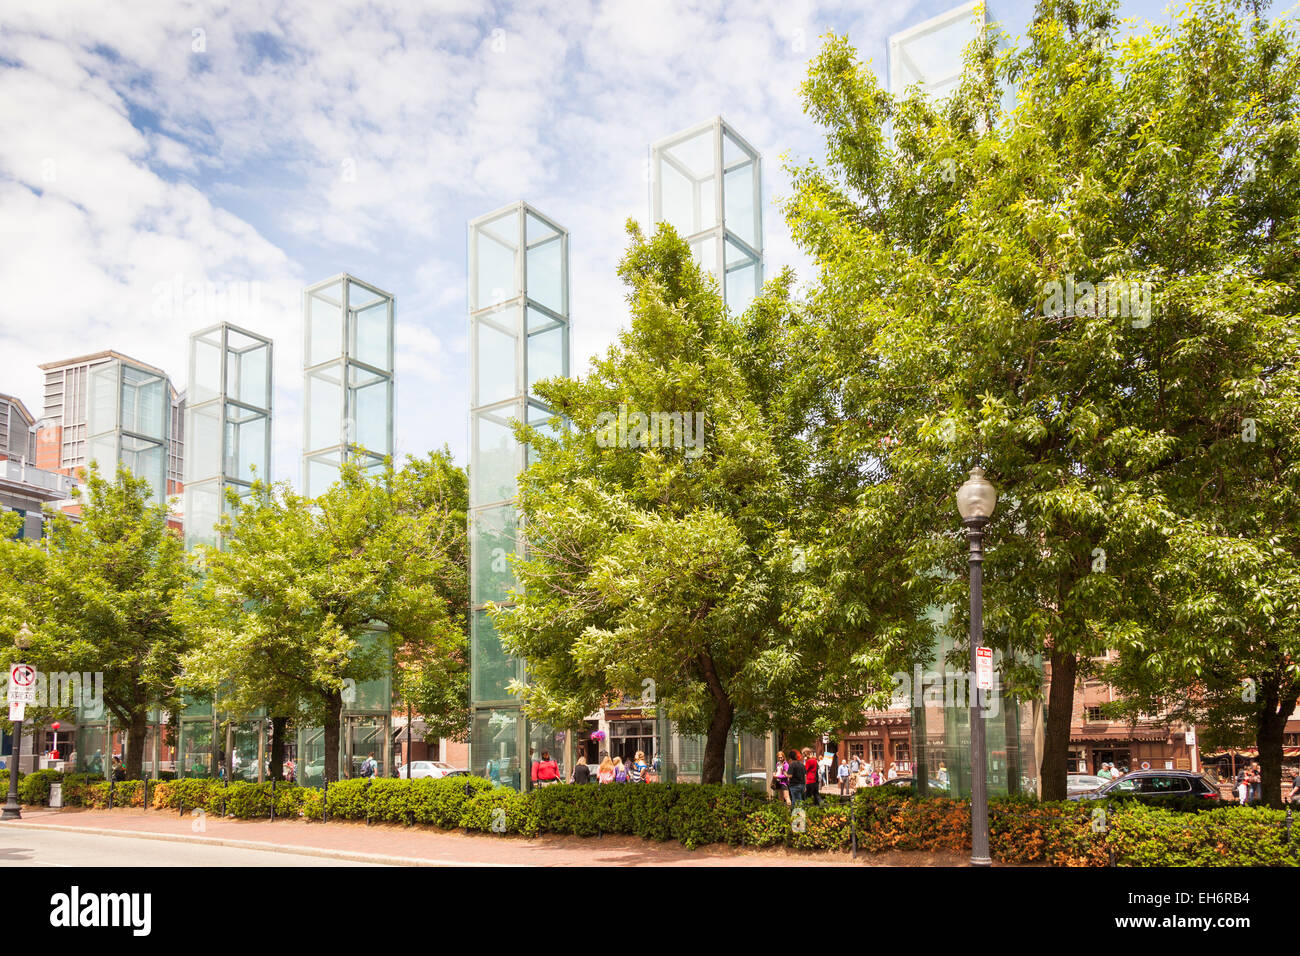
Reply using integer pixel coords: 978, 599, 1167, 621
8, 662, 36, 704
975, 647, 994, 691
8, 701, 25, 722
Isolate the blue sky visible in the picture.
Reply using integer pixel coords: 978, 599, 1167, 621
0, 0, 1214, 486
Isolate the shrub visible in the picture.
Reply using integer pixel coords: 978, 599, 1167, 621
462, 786, 539, 836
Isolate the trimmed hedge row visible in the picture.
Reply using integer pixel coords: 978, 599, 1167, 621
6, 768, 1296, 864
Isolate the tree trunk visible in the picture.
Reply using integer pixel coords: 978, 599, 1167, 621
223, 722, 234, 781
1040, 646, 1078, 802
1255, 675, 1299, 810
269, 716, 287, 782
126, 710, 148, 781
323, 691, 343, 783
700, 698, 735, 785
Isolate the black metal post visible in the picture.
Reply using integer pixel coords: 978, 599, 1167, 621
965, 515, 991, 867
323, 775, 329, 824
2, 717, 24, 820
405, 703, 412, 779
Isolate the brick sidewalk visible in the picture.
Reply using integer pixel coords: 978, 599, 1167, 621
7, 807, 968, 866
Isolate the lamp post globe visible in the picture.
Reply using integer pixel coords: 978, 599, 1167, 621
956, 467, 997, 523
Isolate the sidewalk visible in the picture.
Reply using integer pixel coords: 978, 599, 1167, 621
5, 807, 967, 867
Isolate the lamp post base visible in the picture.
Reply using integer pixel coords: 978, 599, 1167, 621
0, 801, 21, 821
970, 854, 991, 867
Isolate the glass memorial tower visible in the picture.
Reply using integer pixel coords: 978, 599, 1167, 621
84, 356, 172, 506
302, 274, 394, 497
467, 201, 570, 790
183, 322, 272, 551
650, 116, 762, 312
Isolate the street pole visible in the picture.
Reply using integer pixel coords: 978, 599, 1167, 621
956, 467, 997, 869
965, 515, 991, 867
405, 703, 412, 779
2, 715, 24, 820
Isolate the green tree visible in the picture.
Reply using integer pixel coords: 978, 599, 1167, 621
784, 0, 1299, 799
183, 451, 467, 782
0, 466, 191, 780
492, 223, 918, 783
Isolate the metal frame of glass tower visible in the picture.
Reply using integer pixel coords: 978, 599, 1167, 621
650, 116, 763, 312
302, 274, 395, 497
467, 200, 570, 790
182, 321, 272, 551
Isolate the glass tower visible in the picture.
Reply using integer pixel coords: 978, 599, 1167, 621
302, 274, 394, 497
85, 357, 171, 506
650, 116, 763, 312
888, 0, 986, 100
183, 322, 272, 551
467, 201, 570, 790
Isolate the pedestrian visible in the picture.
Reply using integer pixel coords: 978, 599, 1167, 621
571, 757, 591, 784
613, 756, 629, 782
531, 749, 560, 787
1096, 762, 1112, 780
360, 752, 377, 778
629, 750, 649, 783
787, 749, 806, 806
597, 756, 615, 784
848, 754, 860, 795
837, 756, 851, 797
1236, 773, 1249, 806
856, 757, 870, 792
1249, 763, 1263, 804
802, 748, 821, 805
1287, 772, 1300, 805
887, 762, 898, 781
819, 750, 832, 786
285, 758, 296, 783
872, 765, 882, 787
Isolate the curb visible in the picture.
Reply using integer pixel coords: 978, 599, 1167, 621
1, 820, 523, 867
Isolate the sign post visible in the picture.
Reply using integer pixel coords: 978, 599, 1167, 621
3, 662, 36, 821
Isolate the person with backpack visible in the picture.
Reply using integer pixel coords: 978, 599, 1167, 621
629, 750, 649, 783
360, 753, 377, 779
613, 756, 629, 783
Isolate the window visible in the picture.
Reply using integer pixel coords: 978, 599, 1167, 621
869, 741, 884, 764
1085, 706, 1105, 723
1137, 775, 1190, 795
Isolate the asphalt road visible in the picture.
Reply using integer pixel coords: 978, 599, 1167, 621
0, 827, 386, 867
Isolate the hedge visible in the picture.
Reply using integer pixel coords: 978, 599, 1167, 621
6, 768, 1297, 865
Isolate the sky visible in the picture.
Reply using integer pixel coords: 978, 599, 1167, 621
0, 0, 1193, 486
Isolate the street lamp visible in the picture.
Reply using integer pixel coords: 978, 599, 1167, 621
956, 468, 996, 867
2, 623, 34, 822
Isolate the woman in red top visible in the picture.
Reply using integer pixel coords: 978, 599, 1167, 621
531, 750, 560, 786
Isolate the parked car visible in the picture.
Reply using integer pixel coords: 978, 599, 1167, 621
1067, 770, 1220, 802
887, 775, 951, 793
1067, 774, 1107, 794
398, 760, 466, 779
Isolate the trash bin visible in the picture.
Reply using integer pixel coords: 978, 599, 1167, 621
48, 783, 63, 809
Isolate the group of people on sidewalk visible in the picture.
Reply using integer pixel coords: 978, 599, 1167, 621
771, 748, 903, 805
529, 749, 656, 786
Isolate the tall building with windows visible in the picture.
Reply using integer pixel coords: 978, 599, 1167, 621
35, 351, 182, 509
650, 116, 763, 313
0, 392, 73, 538
467, 201, 570, 790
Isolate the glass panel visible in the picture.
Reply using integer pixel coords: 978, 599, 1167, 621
473, 708, 521, 789
186, 400, 221, 482
525, 403, 556, 467
472, 406, 522, 505
305, 451, 342, 498
308, 282, 343, 367
352, 299, 391, 372
659, 159, 695, 239
228, 336, 270, 409
722, 129, 752, 166
473, 209, 520, 310
525, 211, 558, 245
348, 372, 390, 454
726, 260, 758, 312
724, 161, 758, 249
346, 630, 392, 712
299, 726, 326, 787
526, 233, 564, 315
472, 610, 516, 702
225, 404, 267, 480
474, 306, 520, 407
889, 4, 983, 98
232, 721, 261, 781
307, 364, 344, 452
347, 280, 385, 311
472, 505, 518, 606
690, 236, 719, 288
181, 719, 215, 778
87, 362, 119, 437
184, 480, 222, 550
87, 433, 116, 475
527, 323, 565, 397
121, 366, 167, 440
660, 127, 717, 235
345, 717, 388, 779
191, 331, 223, 405
120, 434, 165, 502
